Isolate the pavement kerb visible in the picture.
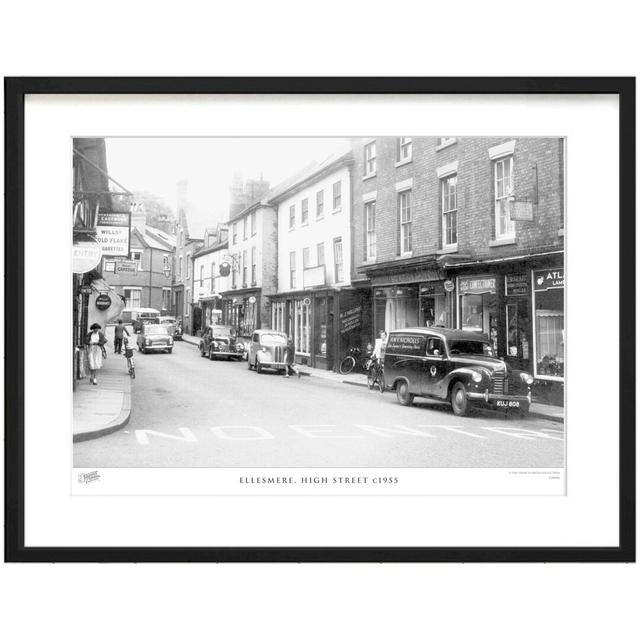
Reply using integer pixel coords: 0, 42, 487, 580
181, 334, 563, 423
73, 391, 131, 443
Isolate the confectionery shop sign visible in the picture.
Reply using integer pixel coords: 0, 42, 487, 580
534, 268, 564, 292
458, 275, 496, 295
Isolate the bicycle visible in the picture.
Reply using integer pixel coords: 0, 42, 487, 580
367, 356, 385, 393
123, 340, 135, 379
339, 346, 367, 374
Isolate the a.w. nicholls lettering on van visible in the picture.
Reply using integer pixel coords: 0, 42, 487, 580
387, 333, 425, 355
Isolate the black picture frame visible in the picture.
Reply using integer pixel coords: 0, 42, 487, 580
4, 77, 635, 563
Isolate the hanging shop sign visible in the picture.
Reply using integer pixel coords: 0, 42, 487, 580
219, 262, 231, 277
248, 296, 257, 304
115, 260, 138, 275
72, 236, 102, 274
533, 268, 564, 292
302, 297, 311, 306
458, 275, 497, 295
443, 279, 455, 293
95, 294, 112, 310
339, 305, 362, 334
505, 272, 530, 296
96, 211, 130, 257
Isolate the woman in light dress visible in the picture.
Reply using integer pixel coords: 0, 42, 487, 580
85, 322, 108, 385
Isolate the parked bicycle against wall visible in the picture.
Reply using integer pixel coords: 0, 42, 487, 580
338, 344, 375, 375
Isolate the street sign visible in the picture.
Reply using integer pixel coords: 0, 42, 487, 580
248, 296, 256, 304
95, 294, 112, 310
79, 284, 93, 296
443, 279, 455, 293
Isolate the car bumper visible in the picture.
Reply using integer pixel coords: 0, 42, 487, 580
210, 350, 242, 357
257, 360, 287, 369
466, 390, 531, 408
142, 343, 172, 351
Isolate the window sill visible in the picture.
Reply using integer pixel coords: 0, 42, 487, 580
436, 138, 457, 151
288, 227, 295, 232
558, 228, 565, 237
437, 245, 458, 255
362, 172, 376, 181
332, 207, 342, 215
398, 251, 413, 259
395, 157, 412, 168
489, 237, 517, 247
301, 222, 309, 227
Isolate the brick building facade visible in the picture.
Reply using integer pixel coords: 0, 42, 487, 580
350, 136, 565, 402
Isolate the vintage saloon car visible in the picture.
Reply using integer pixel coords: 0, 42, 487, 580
382, 327, 533, 416
247, 330, 288, 374
199, 324, 243, 361
136, 323, 173, 354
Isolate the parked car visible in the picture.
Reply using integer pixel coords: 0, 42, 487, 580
199, 324, 243, 361
136, 323, 174, 354
382, 327, 533, 416
247, 330, 289, 374
159, 315, 182, 340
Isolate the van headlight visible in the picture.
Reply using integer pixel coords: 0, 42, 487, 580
520, 373, 534, 385
471, 371, 483, 383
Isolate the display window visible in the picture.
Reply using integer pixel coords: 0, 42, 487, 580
533, 268, 564, 380
457, 275, 498, 346
294, 299, 311, 355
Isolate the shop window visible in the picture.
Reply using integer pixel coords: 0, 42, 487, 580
294, 299, 311, 355
272, 301, 286, 333
534, 287, 564, 379
494, 156, 515, 238
315, 297, 328, 358
506, 300, 530, 364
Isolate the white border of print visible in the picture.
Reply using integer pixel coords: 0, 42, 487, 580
24, 93, 618, 548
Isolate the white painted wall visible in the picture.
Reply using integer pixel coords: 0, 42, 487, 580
277, 165, 351, 293
192, 245, 231, 303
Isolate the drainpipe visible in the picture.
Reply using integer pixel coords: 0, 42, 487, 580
148, 248, 153, 307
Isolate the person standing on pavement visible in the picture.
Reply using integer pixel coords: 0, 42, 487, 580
113, 319, 130, 354
284, 337, 301, 378
85, 322, 108, 385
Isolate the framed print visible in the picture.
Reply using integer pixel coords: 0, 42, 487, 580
4, 77, 635, 562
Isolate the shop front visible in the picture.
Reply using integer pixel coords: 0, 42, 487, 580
198, 294, 223, 330
451, 257, 564, 404
270, 288, 371, 371
221, 289, 261, 338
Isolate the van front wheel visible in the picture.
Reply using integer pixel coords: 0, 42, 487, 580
451, 382, 469, 416
396, 380, 414, 406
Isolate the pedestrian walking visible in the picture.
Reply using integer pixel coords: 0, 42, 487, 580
284, 337, 301, 378
114, 319, 130, 354
85, 322, 108, 385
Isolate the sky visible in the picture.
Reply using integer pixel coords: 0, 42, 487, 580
105, 137, 350, 236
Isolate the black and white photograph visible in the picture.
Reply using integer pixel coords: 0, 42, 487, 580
72, 135, 565, 482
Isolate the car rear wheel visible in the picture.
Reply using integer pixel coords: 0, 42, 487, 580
451, 382, 469, 416
396, 380, 414, 406
209, 349, 215, 360
256, 362, 263, 374
167, 348, 172, 354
